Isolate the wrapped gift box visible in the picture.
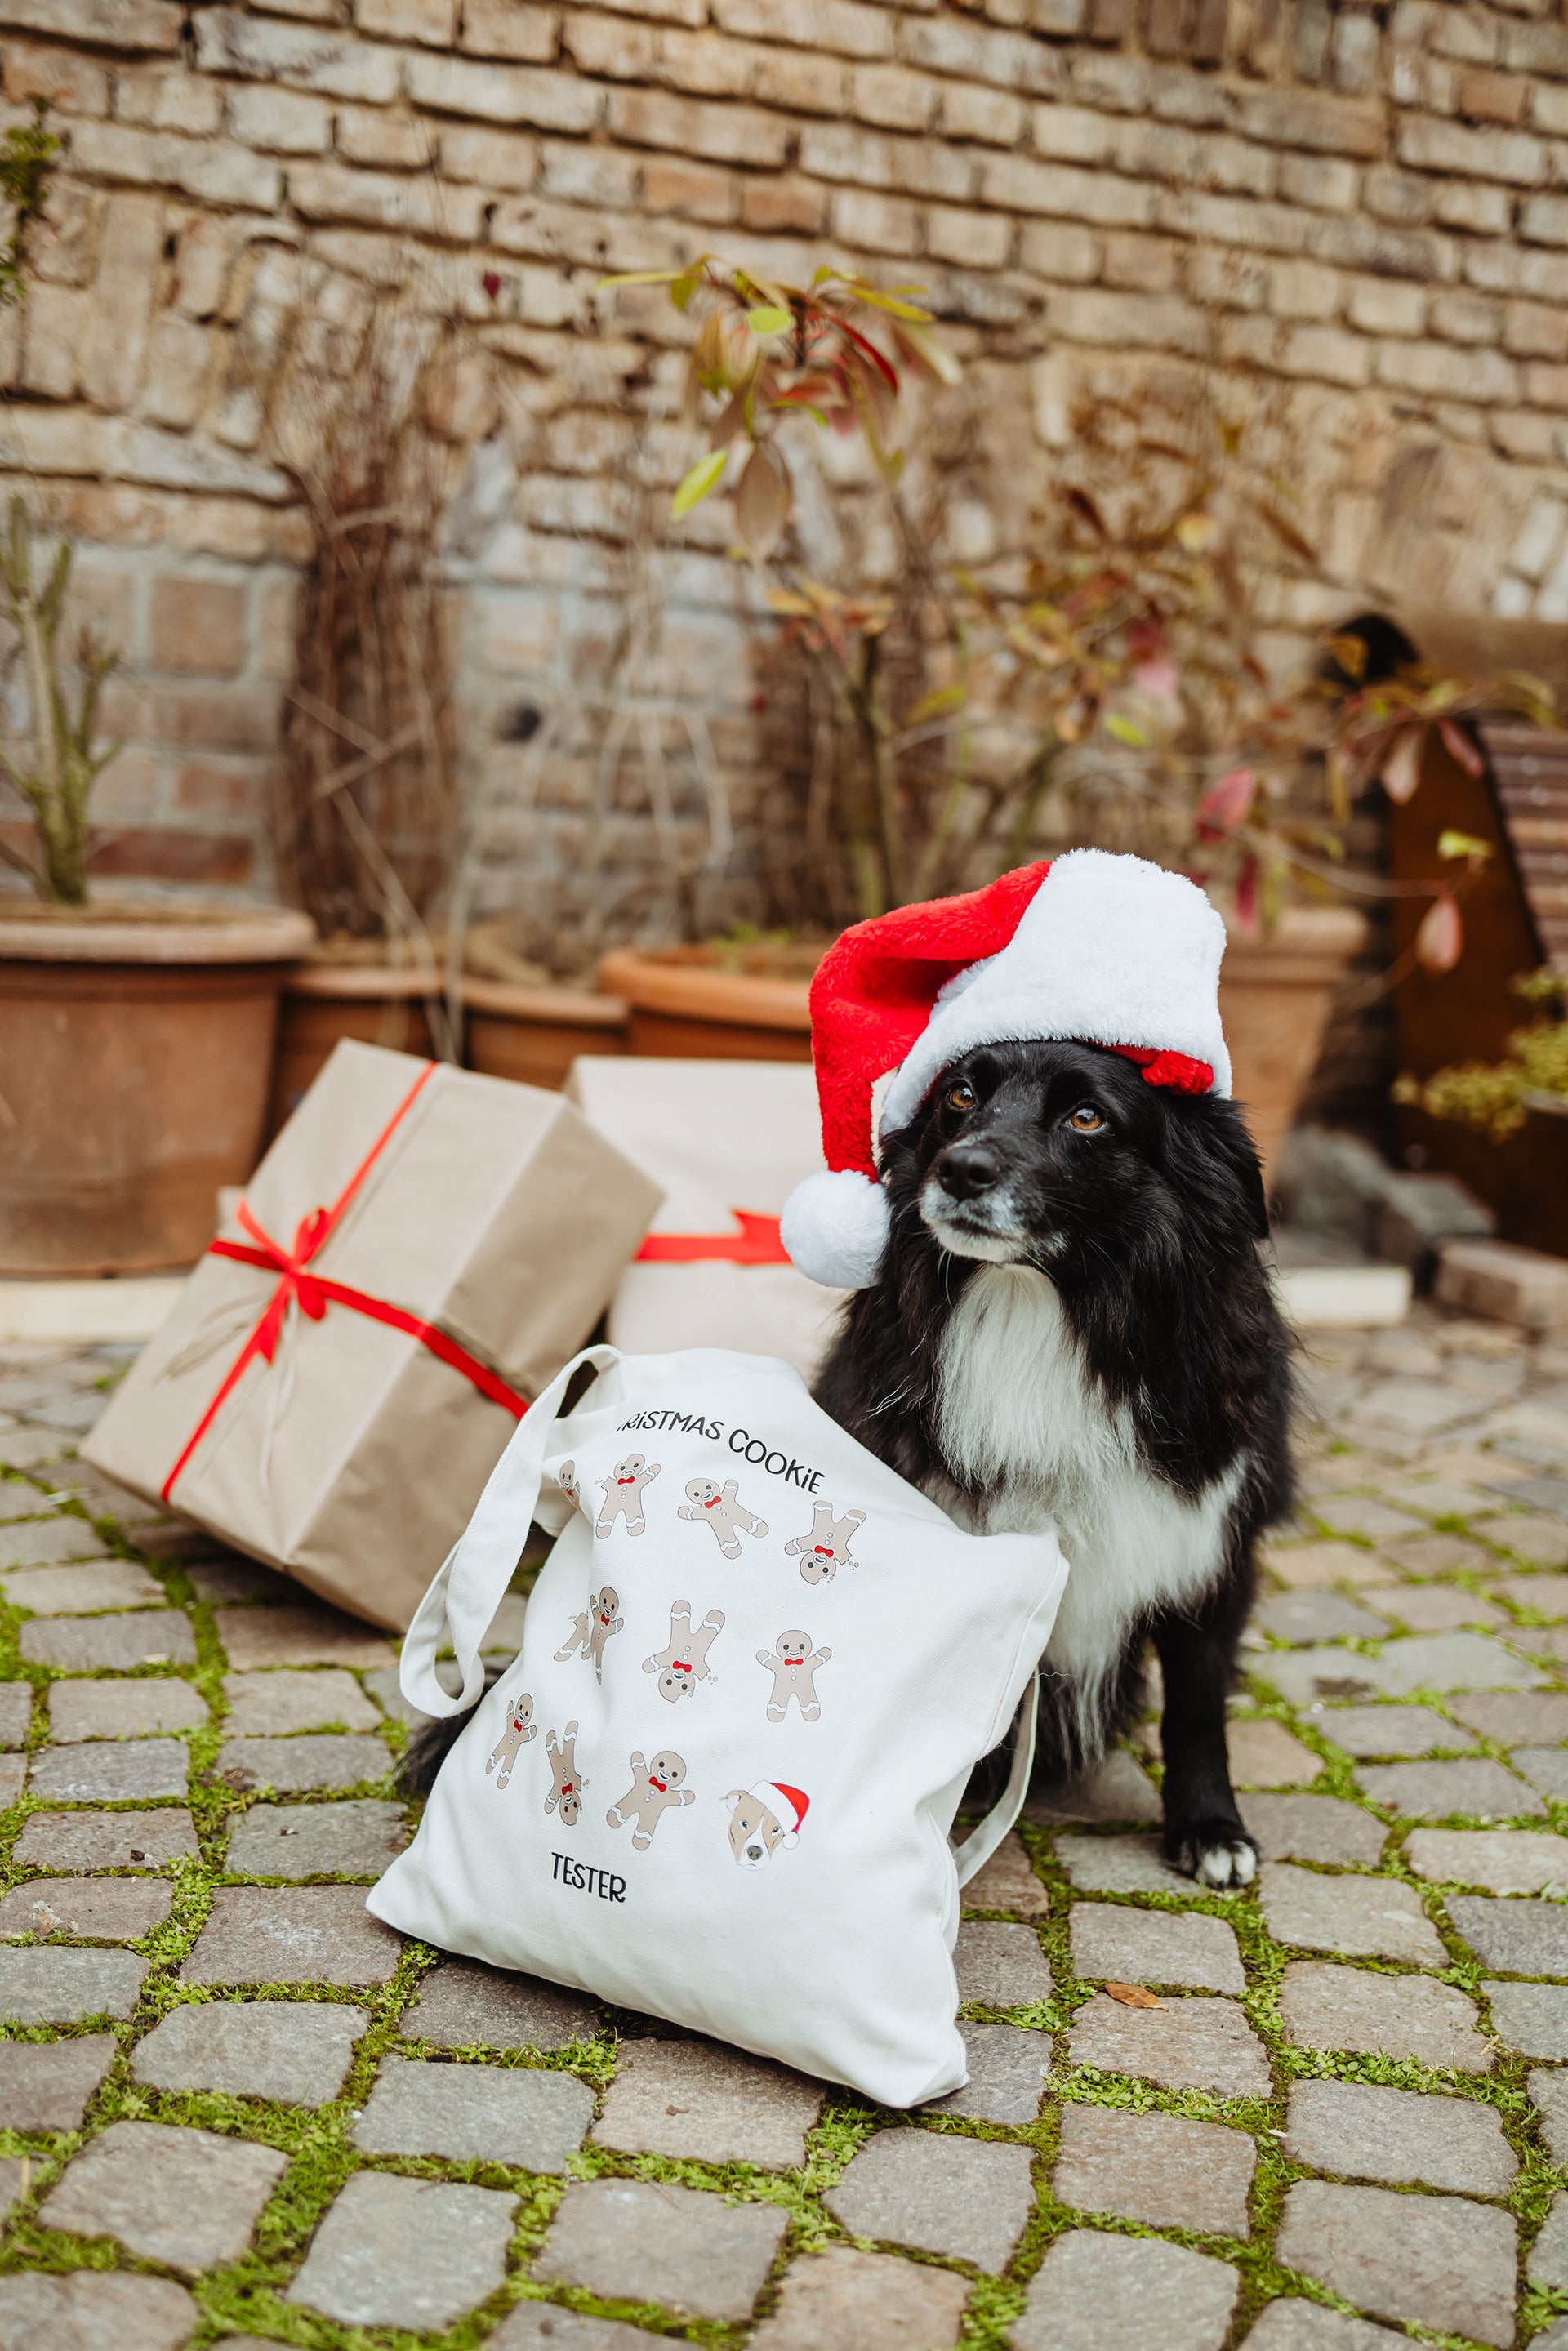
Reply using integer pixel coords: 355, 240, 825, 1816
85, 1040, 661, 1631
565, 1057, 848, 1378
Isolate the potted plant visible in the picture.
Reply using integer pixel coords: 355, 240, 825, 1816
0, 497, 312, 1273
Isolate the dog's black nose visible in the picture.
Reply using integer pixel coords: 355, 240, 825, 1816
938, 1142, 1002, 1200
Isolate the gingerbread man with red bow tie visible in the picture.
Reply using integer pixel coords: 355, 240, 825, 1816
597, 1452, 659, 1538
606, 1750, 694, 1850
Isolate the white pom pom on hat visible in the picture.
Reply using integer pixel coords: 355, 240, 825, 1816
778, 1168, 890, 1291
781, 848, 1232, 1293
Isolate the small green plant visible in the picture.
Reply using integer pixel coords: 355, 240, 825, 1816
0, 101, 61, 308
0, 497, 119, 906
1395, 966, 1568, 1140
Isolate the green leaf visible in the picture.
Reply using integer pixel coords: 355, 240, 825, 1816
595, 269, 683, 290
1104, 713, 1148, 747
671, 449, 728, 517
1437, 828, 1494, 863
746, 305, 793, 336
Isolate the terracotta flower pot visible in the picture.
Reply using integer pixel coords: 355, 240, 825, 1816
0, 903, 314, 1276
464, 976, 627, 1091
1220, 906, 1368, 1184
269, 963, 447, 1138
598, 945, 814, 1062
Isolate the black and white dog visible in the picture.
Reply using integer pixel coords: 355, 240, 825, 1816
813, 1034, 1294, 1888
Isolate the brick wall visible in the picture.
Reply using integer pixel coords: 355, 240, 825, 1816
4, 0, 1568, 937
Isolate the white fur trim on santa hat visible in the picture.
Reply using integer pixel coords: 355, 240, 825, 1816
878, 847, 1230, 1142
780, 1168, 889, 1289
755, 1781, 807, 1843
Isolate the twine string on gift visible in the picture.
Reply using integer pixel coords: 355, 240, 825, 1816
160, 1061, 529, 1506
634, 1209, 791, 1264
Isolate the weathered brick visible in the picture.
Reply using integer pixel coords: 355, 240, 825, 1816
854, 61, 936, 131
928, 203, 1013, 267
22, 282, 83, 400
832, 187, 920, 254
755, 49, 851, 115
287, 160, 487, 238
0, 0, 180, 49
4, 36, 109, 113
715, 0, 892, 54
1237, 89, 1384, 158
1400, 114, 1545, 184
940, 79, 1027, 145
902, 15, 1062, 97
643, 155, 736, 220
440, 123, 539, 188
74, 121, 283, 209
730, 178, 813, 235
195, 8, 403, 102
607, 87, 788, 164
461, 0, 560, 57
983, 152, 1154, 227
229, 82, 332, 152
357, 0, 456, 41
1348, 275, 1428, 334
116, 64, 225, 136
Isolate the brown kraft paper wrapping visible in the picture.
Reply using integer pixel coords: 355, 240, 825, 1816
85, 1040, 662, 1631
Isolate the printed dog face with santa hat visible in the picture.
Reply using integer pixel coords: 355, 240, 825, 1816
724, 1779, 808, 1868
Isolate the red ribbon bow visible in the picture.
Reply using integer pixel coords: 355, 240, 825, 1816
160, 1062, 528, 1505
648, 1774, 667, 1792
635, 1209, 790, 1264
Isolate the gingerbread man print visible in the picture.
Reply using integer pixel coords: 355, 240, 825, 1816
555, 1595, 593, 1663
545, 1723, 586, 1825
679, 1476, 768, 1561
597, 1452, 659, 1538
557, 1460, 582, 1509
644, 1600, 724, 1703
784, 1500, 866, 1585
756, 1628, 831, 1722
606, 1751, 694, 1850
486, 1692, 536, 1788
587, 1585, 623, 1681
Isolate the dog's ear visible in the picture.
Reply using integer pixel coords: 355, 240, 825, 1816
1154, 1096, 1270, 1242
1200, 1102, 1271, 1240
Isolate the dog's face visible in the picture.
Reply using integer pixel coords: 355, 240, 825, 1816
898, 1038, 1267, 1272
724, 1789, 786, 1867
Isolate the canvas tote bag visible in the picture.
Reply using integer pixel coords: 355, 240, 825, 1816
370, 1345, 1069, 2108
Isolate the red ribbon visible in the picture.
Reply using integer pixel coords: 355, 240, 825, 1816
160, 1061, 528, 1505
635, 1209, 790, 1265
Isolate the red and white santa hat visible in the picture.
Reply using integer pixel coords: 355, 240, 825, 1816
755, 1781, 808, 1845
780, 848, 1230, 1290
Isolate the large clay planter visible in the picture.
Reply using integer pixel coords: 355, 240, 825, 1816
0, 905, 314, 1276
1220, 906, 1368, 1184
464, 977, 627, 1091
598, 946, 813, 1062
269, 964, 444, 1137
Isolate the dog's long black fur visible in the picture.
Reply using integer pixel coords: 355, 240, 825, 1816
814, 1036, 1294, 1884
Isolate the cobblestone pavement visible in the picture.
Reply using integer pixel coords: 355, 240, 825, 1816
0, 1310, 1567, 2349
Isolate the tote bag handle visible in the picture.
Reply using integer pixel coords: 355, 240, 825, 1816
401, 1342, 620, 1720
951, 1671, 1039, 1890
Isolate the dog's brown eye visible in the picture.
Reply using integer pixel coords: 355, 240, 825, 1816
1067, 1103, 1106, 1133
947, 1080, 976, 1112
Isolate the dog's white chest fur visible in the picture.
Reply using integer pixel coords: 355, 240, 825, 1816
933, 1264, 1241, 1742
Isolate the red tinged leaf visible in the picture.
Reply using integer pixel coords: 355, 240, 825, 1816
1437, 716, 1486, 777
1233, 855, 1260, 937
836, 315, 901, 395
1417, 893, 1463, 974
1381, 725, 1425, 804
481, 270, 501, 301
1198, 767, 1256, 838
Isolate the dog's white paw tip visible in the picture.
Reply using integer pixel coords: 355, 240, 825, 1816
1194, 1838, 1256, 1889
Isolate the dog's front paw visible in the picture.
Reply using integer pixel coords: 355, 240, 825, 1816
1169, 1828, 1257, 1890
